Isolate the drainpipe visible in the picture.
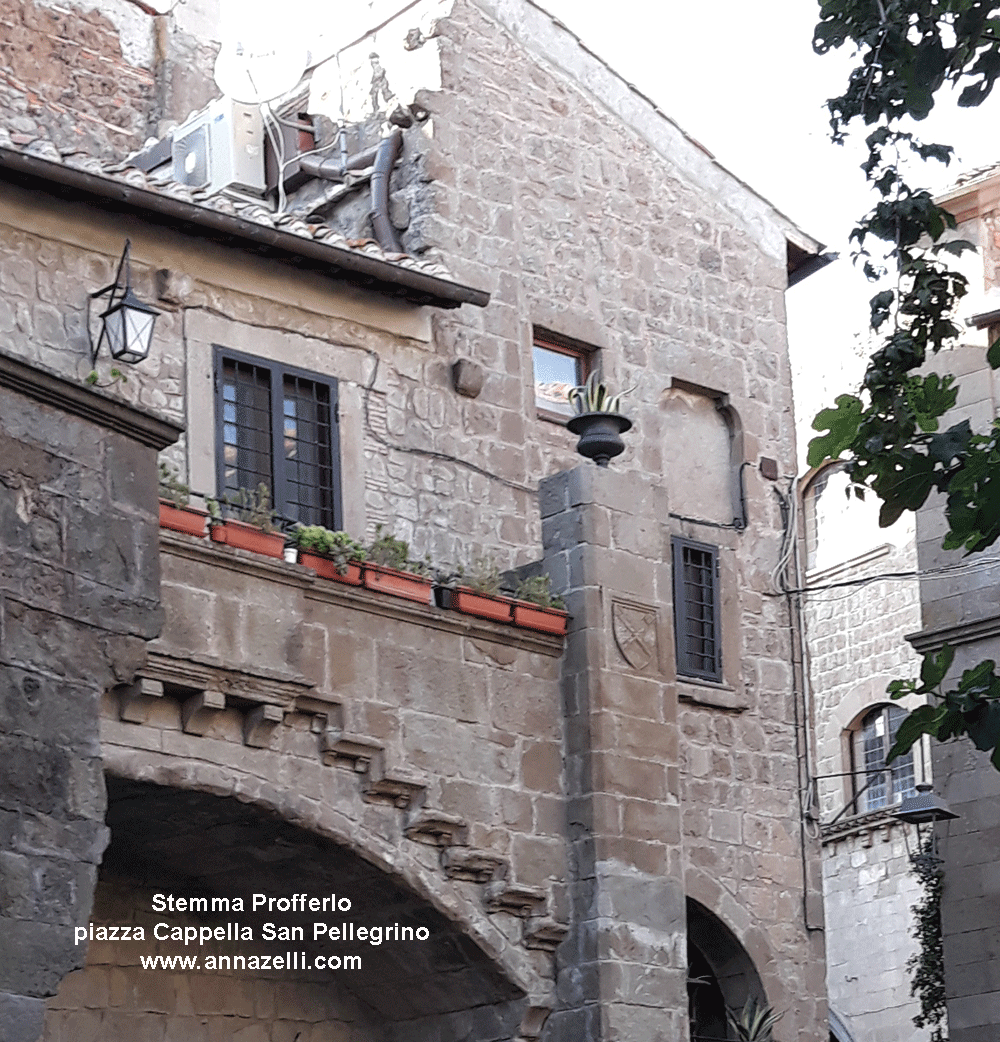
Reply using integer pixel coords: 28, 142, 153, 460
370, 127, 404, 254
298, 129, 404, 254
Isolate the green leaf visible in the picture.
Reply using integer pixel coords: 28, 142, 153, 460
887, 705, 948, 762
988, 336, 1000, 370
919, 644, 955, 691
808, 395, 864, 467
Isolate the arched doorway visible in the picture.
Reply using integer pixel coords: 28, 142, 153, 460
686, 898, 766, 1042
44, 777, 529, 1041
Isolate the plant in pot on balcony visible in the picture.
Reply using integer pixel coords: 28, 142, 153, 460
207, 483, 285, 559
362, 526, 433, 605
445, 556, 514, 623
512, 574, 569, 635
293, 526, 367, 584
157, 461, 208, 538
566, 371, 633, 467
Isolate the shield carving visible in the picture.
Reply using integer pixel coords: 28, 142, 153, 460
611, 601, 658, 672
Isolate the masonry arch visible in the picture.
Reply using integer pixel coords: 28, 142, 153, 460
686, 897, 767, 1042
44, 766, 546, 1042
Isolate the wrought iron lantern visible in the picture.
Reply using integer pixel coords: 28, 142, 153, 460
89, 240, 159, 365
895, 782, 958, 866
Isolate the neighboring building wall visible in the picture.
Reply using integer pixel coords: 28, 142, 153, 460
913, 343, 1000, 1042
801, 463, 928, 1042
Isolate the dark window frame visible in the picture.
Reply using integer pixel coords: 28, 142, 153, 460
532, 329, 593, 422
213, 345, 342, 530
848, 704, 916, 814
672, 536, 722, 682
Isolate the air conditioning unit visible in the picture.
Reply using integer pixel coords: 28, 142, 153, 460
172, 99, 267, 196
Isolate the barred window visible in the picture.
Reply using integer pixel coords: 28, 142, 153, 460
852, 705, 916, 813
672, 537, 722, 681
215, 347, 341, 529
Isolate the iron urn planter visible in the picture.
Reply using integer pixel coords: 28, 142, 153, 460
566, 411, 633, 467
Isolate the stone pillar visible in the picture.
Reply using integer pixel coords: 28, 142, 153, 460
540, 465, 687, 1042
0, 353, 180, 1042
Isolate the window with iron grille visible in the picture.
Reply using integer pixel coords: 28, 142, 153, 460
672, 537, 722, 682
851, 704, 916, 813
214, 347, 342, 529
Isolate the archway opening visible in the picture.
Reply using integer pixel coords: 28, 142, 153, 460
44, 777, 526, 1042
686, 898, 766, 1042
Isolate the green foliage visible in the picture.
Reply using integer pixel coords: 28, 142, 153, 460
726, 998, 783, 1042
888, 644, 1000, 771
514, 574, 565, 610
293, 526, 366, 574
813, 0, 1000, 771
366, 525, 430, 575
208, 484, 277, 532
567, 372, 629, 415
908, 836, 948, 1041
459, 556, 502, 595
158, 461, 190, 508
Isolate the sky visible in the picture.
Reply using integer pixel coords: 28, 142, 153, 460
533, 1, 1000, 465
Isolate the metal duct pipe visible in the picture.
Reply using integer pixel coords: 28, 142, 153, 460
370, 128, 404, 254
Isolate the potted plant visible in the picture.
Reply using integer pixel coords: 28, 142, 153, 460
157, 462, 207, 538
450, 556, 514, 624
207, 483, 285, 559
293, 526, 367, 585
362, 527, 433, 605
727, 999, 783, 1042
566, 371, 633, 467
512, 574, 569, 635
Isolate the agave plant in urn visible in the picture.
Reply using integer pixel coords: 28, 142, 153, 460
565, 372, 633, 467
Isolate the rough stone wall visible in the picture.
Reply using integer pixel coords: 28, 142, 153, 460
822, 824, 929, 1042
0, 0, 219, 159
0, 359, 176, 1042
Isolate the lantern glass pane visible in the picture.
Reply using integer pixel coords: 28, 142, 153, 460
102, 305, 127, 359
123, 305, 156, 361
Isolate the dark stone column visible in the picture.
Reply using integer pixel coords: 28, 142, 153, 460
540, 466, 688, 1042
0, 353, 180, 1042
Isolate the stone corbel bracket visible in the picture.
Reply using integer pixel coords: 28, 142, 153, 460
483, 881, 547, 917
243, 704, 285, 748
182, 688, 225, 735
321, 729, 384, 773
523, 917, 569, 952
116, 677, 164, 724
404, 809, 469, 847
518, 1003, 552, 1041
441, 847, 507, 883
363, 766, 428, 809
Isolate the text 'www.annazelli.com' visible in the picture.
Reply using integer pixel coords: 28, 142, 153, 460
139, 953, 360, 972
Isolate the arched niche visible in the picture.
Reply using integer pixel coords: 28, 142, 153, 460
44, 777, 530, 1042
686, 897, 766, 1042
661, 380, 745, 527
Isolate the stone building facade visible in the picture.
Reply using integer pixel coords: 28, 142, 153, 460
0, 1, 830, 1040
800, 467, 929, 1042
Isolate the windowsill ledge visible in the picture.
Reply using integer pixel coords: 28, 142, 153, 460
676, 677, 749, 711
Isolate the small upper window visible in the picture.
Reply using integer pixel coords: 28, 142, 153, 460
672, 537, 722, 682
215, 347, 342, 529
532, 331, 589, 418
851, 705, 916, 813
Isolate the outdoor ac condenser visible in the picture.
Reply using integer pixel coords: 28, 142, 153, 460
172, 99, 267, 197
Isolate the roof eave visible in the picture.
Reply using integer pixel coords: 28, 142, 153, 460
0, 145, 490, 310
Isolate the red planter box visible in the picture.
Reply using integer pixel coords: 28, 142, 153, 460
453, 587, 513, 624
513, 602, 569, 635
362, 563, 433, 605
299, 551, 364, 585
209, 520, 285, 559
158, 500, 208, 538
